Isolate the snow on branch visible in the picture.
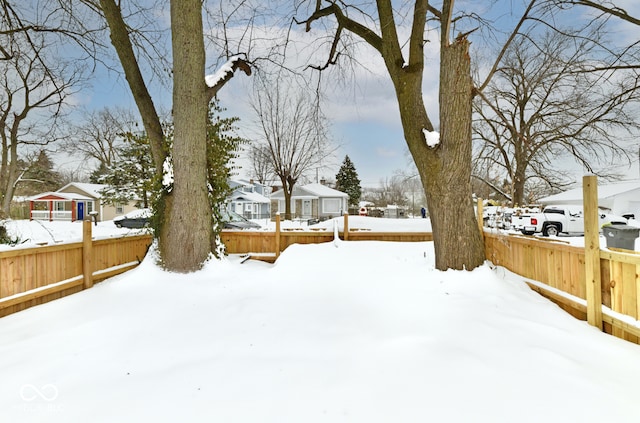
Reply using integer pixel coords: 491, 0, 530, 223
205, 55, 252, 101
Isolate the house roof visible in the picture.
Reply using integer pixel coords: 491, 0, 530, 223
27, 191, 93, 202
303, 183, 349, 197
230, 190, 270, 203
271, 183, 348, 200
538, 180, 640, 204
57, 182, 108, 199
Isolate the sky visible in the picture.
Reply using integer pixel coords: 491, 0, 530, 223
2, 217, 640, 422
67, 0, 640, 189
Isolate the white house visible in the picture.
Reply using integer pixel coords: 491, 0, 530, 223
271, 183, 349, 220
537, 180, 640, 219
227, 179, 271, 219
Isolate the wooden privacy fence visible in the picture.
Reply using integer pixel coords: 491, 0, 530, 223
0, 220, 152, 317
484, 231, 640, 344
483, 175, 640, 345
3, 190, 640, 347
221, 213, 433, 261
0, 215, 431, 318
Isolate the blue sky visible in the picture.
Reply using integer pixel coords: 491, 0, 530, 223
73, 0, 640, 188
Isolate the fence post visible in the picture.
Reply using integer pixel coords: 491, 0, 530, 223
343, 213, 349, 241
275, 213, 281, 259
82, 218, 93, 289
583, 174, 602, 329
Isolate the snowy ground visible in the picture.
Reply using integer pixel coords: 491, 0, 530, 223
1, 217, 640, 422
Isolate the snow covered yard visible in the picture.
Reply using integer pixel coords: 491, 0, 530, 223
1, 220, 640, 421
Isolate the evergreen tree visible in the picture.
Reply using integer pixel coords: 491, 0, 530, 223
98, 132, 155, 208
89, 163, 110, 184
205, 101, 247, 241
335, 155, 362, 207
15, 150, 63, 196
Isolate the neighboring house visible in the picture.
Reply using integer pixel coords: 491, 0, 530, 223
537, 180, 640, 219
227, 178, 272, 219
271, 183, 348, 220
27, 182, 140, 222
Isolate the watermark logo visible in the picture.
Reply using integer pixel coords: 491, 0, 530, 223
20, 384, 59, 402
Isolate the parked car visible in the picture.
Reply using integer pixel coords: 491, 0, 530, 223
220, 209, 262, 230
113, 208, 152, 228
512, 205, 627, 236
114, 208, 262, 230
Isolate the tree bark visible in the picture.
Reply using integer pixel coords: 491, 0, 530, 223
160, 0, 212, 271
99, 0, 166, 174
429, 37, 485, 270
393, 37, 485, 271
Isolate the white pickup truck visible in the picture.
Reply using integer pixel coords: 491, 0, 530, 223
513, 205, 627, 236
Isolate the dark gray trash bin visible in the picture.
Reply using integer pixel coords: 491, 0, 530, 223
602, 224, 640, 250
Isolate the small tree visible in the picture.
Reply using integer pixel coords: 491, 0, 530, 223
251, 79, 332, 220
98, 132, 155, 209
335, 155, 361, 208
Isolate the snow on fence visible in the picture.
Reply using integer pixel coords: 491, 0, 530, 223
0, 220, 152, 317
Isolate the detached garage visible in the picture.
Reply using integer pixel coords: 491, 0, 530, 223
538, 180, 640, 219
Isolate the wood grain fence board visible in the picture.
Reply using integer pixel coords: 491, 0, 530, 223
0, 234, 153, 317
619, 262, 639, 343
609, 259, 625, 339
575, 252, 586, 300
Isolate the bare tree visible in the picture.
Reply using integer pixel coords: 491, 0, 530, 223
554, 1, 640, 26
247, 143, 274, 184
296, 0, 640, 270
375, 176, 409, 208
250, 78, 333, 220
0, 34, 84, 216
298, 1, 488, 270
473, 28, 640, 206
62, 107, 139, 171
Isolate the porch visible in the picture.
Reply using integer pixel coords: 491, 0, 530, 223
27, 192, 96, 222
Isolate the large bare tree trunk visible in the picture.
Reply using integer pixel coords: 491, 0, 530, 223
429, 37, 485, 270
301, 0, 485, 271
393, 37, 484, 270
161, 0, 212, 271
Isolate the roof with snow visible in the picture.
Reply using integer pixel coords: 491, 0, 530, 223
230, 190, 270, 203
58, 182, 108, 199
271, 183, 348, 200
538, 180, 640, 204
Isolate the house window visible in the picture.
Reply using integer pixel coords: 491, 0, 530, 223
87, 202, 93, 213
54, 201, 65, 211
322, 198, 341, 214
115, 203, 124, 214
